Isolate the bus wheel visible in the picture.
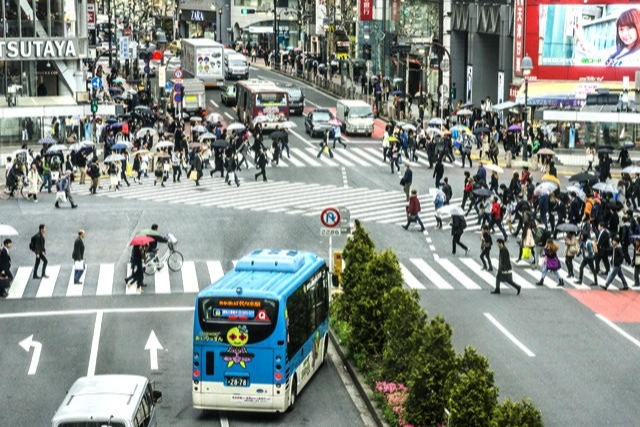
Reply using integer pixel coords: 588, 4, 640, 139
287, 376, 298, 412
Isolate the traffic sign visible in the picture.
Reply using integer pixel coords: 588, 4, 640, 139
165, 81, 173, 90
321, 228, 341, 236
320, 207, 341, 228
91, 76, 102, 90
173, 69, 183, 79
174, 83, 183, 93
174, 93, 182, 103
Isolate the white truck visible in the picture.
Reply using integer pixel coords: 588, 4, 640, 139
181, 38, 224, 88
170, 78, 206, 115
336, 99, 374, 136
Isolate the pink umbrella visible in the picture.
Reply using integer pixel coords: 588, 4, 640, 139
328, 118, 341, 126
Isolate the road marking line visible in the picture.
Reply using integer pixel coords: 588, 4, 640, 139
399, 262, 426, 289
305, 147, 336, 166
87, 310, 104, 376
0, 306, 195, 319
155, 266, 171, 294
210, 99, 219, 108
7, 266, 32, 299
410, 258, 453, 289
207, 261, 224, 285
289, 128, 315, 147
341, 166, 348, 188
66, 265, 87, 297
35, 265, 60, 298
484, 313, 536, 357
224, 112, 234, 120
96, 263, 114, 296
220, 414, 230, 427
125, 263, 137, 295
288, 147, 322, 166
434, 255, 482, 290
596, 314, 640, 349
459, 258, 498, 289
181, 261, 200, 293
284, 149, 306, 167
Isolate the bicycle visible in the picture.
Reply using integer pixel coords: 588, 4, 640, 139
143, 233, 184, 275
1, 176, 27, 200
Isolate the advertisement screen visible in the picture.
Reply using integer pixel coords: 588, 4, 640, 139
539, 5, 640, 68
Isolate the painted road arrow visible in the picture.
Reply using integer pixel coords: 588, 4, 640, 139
19, 335, 42, 375
144, 330, 164, 371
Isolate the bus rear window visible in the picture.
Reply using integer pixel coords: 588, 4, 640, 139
256, 93, 286, 106
198, 297, 279, 344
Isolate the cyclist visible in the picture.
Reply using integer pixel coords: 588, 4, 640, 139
145, 224, 168, 262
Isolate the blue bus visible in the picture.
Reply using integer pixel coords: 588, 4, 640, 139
192, 249, 330, 412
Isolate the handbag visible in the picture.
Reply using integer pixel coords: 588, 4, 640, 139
74, 260, 85, 272
522, 247, 532, 260
547, 255, 561, 271
400, 178, 406, 186
189, 170, 198, 181
56, 191, 67, 202
523, 230, 535, 248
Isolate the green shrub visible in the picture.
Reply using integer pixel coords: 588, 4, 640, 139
340, 219, 375, 323
492, 398, 544, 427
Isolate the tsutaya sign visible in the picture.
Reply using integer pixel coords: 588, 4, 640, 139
0, 38, 83, 61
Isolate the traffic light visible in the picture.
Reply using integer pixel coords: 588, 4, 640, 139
450, 84, 457, 100
241, 8, 255, 14
91, 99, 98, 113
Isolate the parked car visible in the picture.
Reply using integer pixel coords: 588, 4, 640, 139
221, 83, 236, 106
305, 108, 335, 138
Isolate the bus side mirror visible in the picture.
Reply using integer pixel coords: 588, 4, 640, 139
152, 390, 163, 404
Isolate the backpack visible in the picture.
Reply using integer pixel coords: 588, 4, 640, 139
534, 226, 546, 246
29, 234, 37, 252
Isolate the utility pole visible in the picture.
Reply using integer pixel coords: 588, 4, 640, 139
108, 0, 112, 67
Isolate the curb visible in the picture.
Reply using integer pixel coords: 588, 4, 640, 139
329, 328, 388, 427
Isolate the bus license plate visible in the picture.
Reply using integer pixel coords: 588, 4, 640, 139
226, 376, 249, 387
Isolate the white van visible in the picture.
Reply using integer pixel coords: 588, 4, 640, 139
224, 52, 249, 80
51, 375, 162, 427
336, 99, 374, 136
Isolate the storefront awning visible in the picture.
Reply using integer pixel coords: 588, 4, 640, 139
247, 26, 274, 34
491, 101, 521, 111
514, 80, 624, 108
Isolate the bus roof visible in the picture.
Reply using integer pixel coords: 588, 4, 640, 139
237, 79, 287, 93
198, 249, 326, 300
51, 375, 148, 424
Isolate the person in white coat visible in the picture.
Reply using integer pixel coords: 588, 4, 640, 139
27, 163, 42, 202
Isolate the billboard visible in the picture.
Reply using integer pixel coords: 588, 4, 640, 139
525, 0, 640, 80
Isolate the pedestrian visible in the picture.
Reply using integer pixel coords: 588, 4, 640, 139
55, 171, 78, 208
564, 231, 579, 279
72, 230, 86, 285
491, 238, 522, 295
601, 236, 630, 290
441, 177, 452, 205
434, 190, 445, 229
575, 232, 598, 286
402, 189, 425, 232
0, 238, 13, 296
332, 125, 347, 149
27, 163, 42, 203
191, 149, 203, 186
585, 146, 595, 172
594, 222, 611, 276
31, 224, 48, 279
39, 157, 52, 193
489, 196, 508, 240
154, 157, 165, 187
633, 238, 640, 287
451, 213, 469, 256
171, 151, 182, 182
460, 134, 473, 168
88, 157, 101, 194
125, 243, 146, 294
461, 172, 472, 209
537, 239, 564, 287
390, 142, 401, 174
317, 131, 334, 158
433, 157, 444, 188
254, 148, 268, 182
400, 163, 412, 201
480, 225, 493, 271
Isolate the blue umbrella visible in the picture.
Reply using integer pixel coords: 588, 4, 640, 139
106, 118, 118, 124
109, 122, 124, 129
38, 136, 58, 144
390, 90, 405, 96
111, 142, 129, 150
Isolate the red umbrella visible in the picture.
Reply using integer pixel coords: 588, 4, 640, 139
130, 235, 155, 246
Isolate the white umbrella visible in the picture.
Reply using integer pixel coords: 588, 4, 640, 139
456, 108, 473, 116
227, 122, 246, 131
79, 140, 95, 146
136, 127, 157, 138
593, 182, 616, 194
190, 116, 203, 122
47, 144, 68, 153
534, 182, 558, 196
428, 117, 444, 126
437, 205, 465, 216
104, 154, 125, 163
401, 123, 417, 131
199, 132, 216, 141
279, 121, 297, 129
566, 185, 586, 201
192, 125, 208, 133
155, 141, 174, 149
68, 142, 86, 151
622, 165, 640, 175
0, 224, 19, 236
253, 115, 270, 125
206, 112, 222, 123
483, 164, 504, 174
425, 128, 444, 137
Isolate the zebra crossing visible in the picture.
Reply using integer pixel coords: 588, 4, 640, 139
3, 255, 637, 301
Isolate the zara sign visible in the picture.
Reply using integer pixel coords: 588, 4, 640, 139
187, 9, 215, 22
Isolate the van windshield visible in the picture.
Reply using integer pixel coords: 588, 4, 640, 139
58, 422, 126, 427
349, 106, 373, 118
230, 60, 246, 67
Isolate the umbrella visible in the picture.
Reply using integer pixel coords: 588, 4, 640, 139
556, 223, 580, 233
622, 165, 640, 175
68, 142, 87, 151
456, 109, 473, 116
451, 125, 471, 134
426, 128, 443, 137
111, 142, 130, 151
112, 77, 124, 84
253, 115, 270, 125
328, 118, 342, 127
401, 123, 417, 131
133, 149, 150, 155
392, 77, 404, 84
593, 182, 615, 194
607, 199, 624, 211
134, 106, 154, 115
483, 164, 504, 174
136, 128, 157, 138
428, 118, 444, 126
270, 130, 287, 140
192, 125, 208, 133
618, 143, 635, 150
109, 86, 123, 93
390, 90, 405, 96
279, 121, 297, 129
212, 139, 230, 149
130, 235, 155, 246
433, 189, 446, 201
153, 152, 170, 159
190, 117, 203, 122
534, 182, 558, 196
156, 141, 174, 149
227, 123, 246, 131
0, 224, 19, 236
199, 132, 216, 141
182, 112, 190, 119
37, 136, 58, 145
537, 148, 555, 155
512, 160, 531, 168
137, 229, 162, 237
473, 126, 490, 134
189, 142, 203, 149
104, 154, 125, 163
387, 136, 399, 143
566, 186, 586, 201
109, 122, 124, 129
473, 188, 493, 197
207, 113, 223, 123
46, 144, 68, 153
79, 140, 95, 146
568, 172, 598, 183
541, 174, 561, 185
597, 147, 613, 154
438, 205, 465, 216
507, 124, 522, 131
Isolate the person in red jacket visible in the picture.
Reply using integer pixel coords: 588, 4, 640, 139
489, 196, 508, 241
402, 189, 425, 232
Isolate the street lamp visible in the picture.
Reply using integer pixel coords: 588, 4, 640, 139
218, 8, 223, 43
521, 54, 533, 161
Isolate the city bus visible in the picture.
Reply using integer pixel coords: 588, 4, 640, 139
236, 79, 290, 130
192, 249, 330, 413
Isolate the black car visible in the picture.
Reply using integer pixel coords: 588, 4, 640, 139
278, 83, 304, 115
305, 108, 335, 138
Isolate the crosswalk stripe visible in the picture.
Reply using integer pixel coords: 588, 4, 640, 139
340, 147, 373, 166
7, 266, 32, 299
399, 262, 426, 290
329, 152, 356, 167
494, 259, 536, 289
305, 147, 337, 166
410, 258, 453, 289
212, 182, 316, 209
207, 261, 224, 286
125, 264, 137, 295
280, 152, 304, 167
35, 265, 61, 298
459, 258, 498, 289
66, 265, 87, 297
358, 148, 387, 166
181, 261, 199, 293
155, 267, 171, 294
291, 148, 322, 166
96, 263, 114, 296
434, 255, 482, 290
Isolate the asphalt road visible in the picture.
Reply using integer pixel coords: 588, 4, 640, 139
3, 65, 640, 426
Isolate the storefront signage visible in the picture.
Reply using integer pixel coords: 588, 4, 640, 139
513, 0, 525, 76
360, 0, 373, 21
182, 9, 215, 22
87, 3, 96, 30
0, 38, 83, 61
191, 10, 204, 21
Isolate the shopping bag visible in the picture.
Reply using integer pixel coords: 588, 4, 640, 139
323, 146, 329, 155
522, 247, 532, 260
126, 163, 133, 176
55, 191, 67, 203
189, 170, 198, 181
73, 260, 85, 272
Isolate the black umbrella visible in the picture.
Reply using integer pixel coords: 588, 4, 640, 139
568, 172, 598, 182
390, 90, 405, 97
607, 199, 624, 211
212, 139, 229, 149
270, 130, 286, 140
473, 188, 493, 197
556, 223, 580, 233
473, 126, 490, 134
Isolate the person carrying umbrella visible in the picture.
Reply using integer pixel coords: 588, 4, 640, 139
125, 242, 147, 294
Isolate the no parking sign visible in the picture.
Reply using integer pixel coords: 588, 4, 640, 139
320, 206, 350, 236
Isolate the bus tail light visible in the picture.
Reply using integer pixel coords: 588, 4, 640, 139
274, 372, 282, 381
193, 369, 201, 378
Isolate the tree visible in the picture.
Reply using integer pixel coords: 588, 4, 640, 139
447, 346, 499, 426
492, 398, 544, 427
404, 316, 457, 426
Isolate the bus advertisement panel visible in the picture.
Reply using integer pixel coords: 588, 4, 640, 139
525, 0, 640, 80
192, 249, 330, 413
